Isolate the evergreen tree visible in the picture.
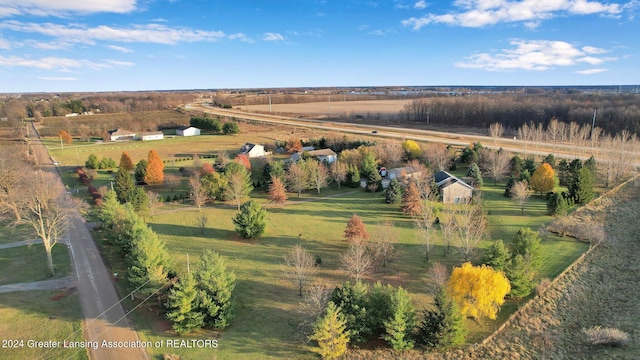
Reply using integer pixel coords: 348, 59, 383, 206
543, 154, 556, 169
481, 240, 510, 271
330, 281, 371, 343
310, 302, 350, 360
360, 152, 378, 179
114, 166, 135, 203
165, 272, 205, 334
232, 200, 267, 238
569, 167, 595, 204
195, 249, 236, 329
119, 151, 134, 171
366, 282, 394, 336
384, 178, 404, 204
382, 286, 416, 350
466, 162, 483, 188
85, 154, 99, 169
366, 171, 383, 193
346, 164, 361, 188
584, 155, 597, 175
129, 186, 150, 217
145, 150, 165, 185
201, 172, 228, 201
510, 227, 542, 269
400, 181, 422, 216
418, 288, 465, 349
134, 159, 148, 185
127, 227, 172, 296
222, 121, 240, 134
505, 254, 535, 298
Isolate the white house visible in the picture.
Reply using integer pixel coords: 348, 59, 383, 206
307, 149, 337, 163
434, 171, 474, 204
108, 129, 136, 141
140, 131, 164, 141
176, 126, 201, 136
240, 143, 266, 158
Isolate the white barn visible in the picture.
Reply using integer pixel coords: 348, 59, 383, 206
240, 143, 266, 158
176, 126, 201, 136
108, 129, 136, 141
140, 131, 164, 141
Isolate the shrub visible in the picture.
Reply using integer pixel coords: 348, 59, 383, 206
582, 326, 629, 347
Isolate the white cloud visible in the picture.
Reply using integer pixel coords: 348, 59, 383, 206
576, 68, 609, 74
0, 36, 9, 49
455, 39, 616, 71
107, 44, 134, 53
0, 21, 227, 45
228, 33, 255, 43
0, 0, 137, 18
37, 76, 78, 81
368, 29, 385, 35
402, 0, 624, 29
415, 1, 428, 9
263, 32, 285, 42
0, 55, 131, 70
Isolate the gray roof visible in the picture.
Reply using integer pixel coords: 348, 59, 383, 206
434, 170, 473, 190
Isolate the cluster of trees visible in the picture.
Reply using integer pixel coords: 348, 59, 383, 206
85, 154, 118, 170
188, 116, 240, 134
402, 93, 640, 135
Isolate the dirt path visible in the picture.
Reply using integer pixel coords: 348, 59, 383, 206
29, 122, 148, 360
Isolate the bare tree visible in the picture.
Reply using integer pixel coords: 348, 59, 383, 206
196, 213, 208, 235
306, 159, 329, 194
341, 241, 374, 281
577, 124, 591, 157
429, 262, 449, 291
0, 147, 24, 221
215, 149, 231, 168
371, 220, 398, 268
286, 162, 310, 198
77, 124, 92, 142
453, 200, 487, 262
480, 148, 511, 185
415, 202, 435, 262
568, 121, 580, 157
19, 172, 75, 276
146, 190, 161, 217
511, 180, 530, 215
546, 117, 561, 155
189, 176, 209, 211
488, 122, 504, 147
330, 161, 347, 190
424, 143, 453, 171
300, 283, 331, 318
439, 205, 456, 257
283, 245, 317, 296
164, 173, 182, 192
517, 122, 532, 156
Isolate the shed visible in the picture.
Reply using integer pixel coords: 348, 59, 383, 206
240, 143, 266, 158
176, 126, 201, 136
140, 131, 164, 141
108, 129, 136, 141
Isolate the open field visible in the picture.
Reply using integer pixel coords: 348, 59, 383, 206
240, 99, 411, 117
0, 244, 71, 285
0, 290, 87, 360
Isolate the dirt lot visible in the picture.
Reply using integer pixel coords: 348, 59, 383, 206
239, 99, 411, 117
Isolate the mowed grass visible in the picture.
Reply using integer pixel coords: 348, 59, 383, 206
0, 244, 72, 285
0, 222, 32, 245
0, 290, 88, 360
103, 181, 589, 359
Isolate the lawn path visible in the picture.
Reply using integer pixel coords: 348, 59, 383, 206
0, 239, 38, 249
0, 276, 75, 294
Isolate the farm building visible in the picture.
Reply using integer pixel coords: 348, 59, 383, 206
108, 129, 136, 141
290, 148, 337, 163
240, 143, 266, 158
176, 126, 201, 136
434, 170, 473, 204
140, 131, 164, 141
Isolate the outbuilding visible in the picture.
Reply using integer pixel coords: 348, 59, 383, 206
176, 126, 201, 136
140, 131, 164, 141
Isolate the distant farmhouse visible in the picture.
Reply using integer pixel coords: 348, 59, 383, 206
240, 143, 266, 158
434, 171, 473, 204
290, 148, 337, 163
108, 129, 136, 141
176, 126, 201, 136
140, 131, 164, 141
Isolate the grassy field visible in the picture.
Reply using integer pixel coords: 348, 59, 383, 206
0, 244, 72, 285
90, 179, 588, 359
240, 99, 411, 117
0, 222, 31, 245
0, 290, 88, 360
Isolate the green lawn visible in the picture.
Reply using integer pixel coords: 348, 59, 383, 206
0, 244, 72, 285
0, 222, 31, 245
0, 290, 87, 360
92, 181, 588, 359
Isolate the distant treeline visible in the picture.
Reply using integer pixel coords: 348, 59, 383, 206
401, 93, 640, 136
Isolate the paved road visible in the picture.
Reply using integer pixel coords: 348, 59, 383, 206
29, 122, 147, 360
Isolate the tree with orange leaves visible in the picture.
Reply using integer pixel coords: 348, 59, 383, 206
235, 154, 251, 171
344, 214, 369, 243
286, 137, 303, 154
59, 129, 73, 144
144, 150, 165, 185
119, 151, 134, 171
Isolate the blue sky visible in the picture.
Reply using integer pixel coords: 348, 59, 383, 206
0, 0, 638, 92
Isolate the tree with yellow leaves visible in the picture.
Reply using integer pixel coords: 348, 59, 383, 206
530, 163, 556, 195
144, 150, 165, 185
446, 262, 510, 320
310, 301, 350, 359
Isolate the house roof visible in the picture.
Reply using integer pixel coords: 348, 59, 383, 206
176, 126, 190, 131
140, 131, 163, 136
307, 148, 336, 157
434, 170, 473, 190
241, 143, 264, 153
108, 128, 135, 136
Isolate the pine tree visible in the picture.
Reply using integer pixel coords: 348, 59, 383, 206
330, 281, 370, 343
144, 150, 165, 185
310, 301, 350, 360
400, 181, 422, 216
384, 178, 404, 204
418, 288, 465, 349
481, 240, 510, 271
343, 214, 369, 242
232, 200, 267, 238
129, 186, 150, 218
505, 254, 535, 298
569, 167, 595, 204
127, 227, 172, 296
195, 249, 236, 330
166, 272, 205, 334
268, 177, 288, 207
466, 162, 483, 188
134, 159, 148, 185
85, 154, 99, 169
346, 164, 361, 188
510, 227, 542, 269
119, 151, 134, 171
383, 286, 416, 350
114, 166, 135, 203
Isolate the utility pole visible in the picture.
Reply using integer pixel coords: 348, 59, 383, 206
186, 253, 190, 275
268, 95, 272, 112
